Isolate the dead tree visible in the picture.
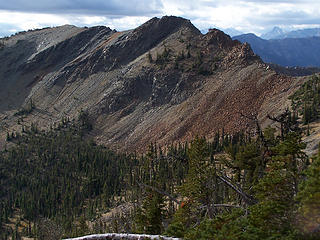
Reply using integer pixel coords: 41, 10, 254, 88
267, 108, 300, 140
217, 174, 256, 206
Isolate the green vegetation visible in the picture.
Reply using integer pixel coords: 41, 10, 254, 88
175, 51, 185, 62
191, 51, 214, 75
0, 116, 132, 239
164, 128, 310, 239
155, 48, 171, 65
14, 99, 35, 117
296, 149, 320, 239
0, 41, 4, 50
1, 75, 320, 239
148, 51, 153, 63
134, 191, 165, 234
289, 74, 320, 124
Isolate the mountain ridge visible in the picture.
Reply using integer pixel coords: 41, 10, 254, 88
261, 26, 284, 40
260, 26, 320, 39
0, 16, 307, 152
233, 33, 320, 67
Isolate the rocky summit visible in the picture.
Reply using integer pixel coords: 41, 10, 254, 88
0, 16, 307, 152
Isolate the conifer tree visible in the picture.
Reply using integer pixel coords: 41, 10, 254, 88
248, 156, 296, 238
296, 148, 320, 239
135, 190, 165, 234
246, 132, 307, 239
177, 137, 217, 226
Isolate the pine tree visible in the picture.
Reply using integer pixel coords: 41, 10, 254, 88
148, 51, 153, 63
172, 136, 218, 232
296, 148, 320, 239
245, 132, 307, 239
247, 156, 296, 238
180, 137, 212, 203
135, 190, 165, 234
234, 142, 263, 192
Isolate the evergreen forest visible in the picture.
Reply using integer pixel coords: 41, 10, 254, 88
0, 75, 320, 240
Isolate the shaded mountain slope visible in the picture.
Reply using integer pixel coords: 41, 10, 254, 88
0, 16, 305, 152
233, 33, 320, 67
0, 24, 111, 111
267, 63, 320, 77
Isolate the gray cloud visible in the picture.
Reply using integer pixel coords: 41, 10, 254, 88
247, 10, 320, 27
1, 0, 320, 37
0, 0, 163, 16
243, 0, 318, 2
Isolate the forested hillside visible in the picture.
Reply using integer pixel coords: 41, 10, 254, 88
1, 75, 320, 239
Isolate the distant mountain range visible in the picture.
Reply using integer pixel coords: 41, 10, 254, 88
222, 28, 244, 37
158, 26, 320, 40
261, 27, 285, 40
261, 26, 320, 40
233, 33, 320, 67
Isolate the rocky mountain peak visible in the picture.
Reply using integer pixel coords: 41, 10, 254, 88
205, 28, 236, 48
0, 17, 304, 152
201, 28, 259, 67
137, 16, 199, 34
205, 28, 232, 45
131, 16, 200, 45
261, 26, 284, 39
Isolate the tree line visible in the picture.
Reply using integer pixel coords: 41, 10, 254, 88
0, 75, 320, 239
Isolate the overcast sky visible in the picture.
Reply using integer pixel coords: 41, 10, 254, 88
1, 0, 320, 37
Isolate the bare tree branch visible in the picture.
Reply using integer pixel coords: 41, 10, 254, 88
137, 181, 181, 204
267, 108, 300, 140
217, 174, 256, 205
238, 111, 265, 145
213, 204, 243, 208
201, 204, 243, 208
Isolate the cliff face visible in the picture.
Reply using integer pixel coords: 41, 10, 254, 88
0, 16, 305, 151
